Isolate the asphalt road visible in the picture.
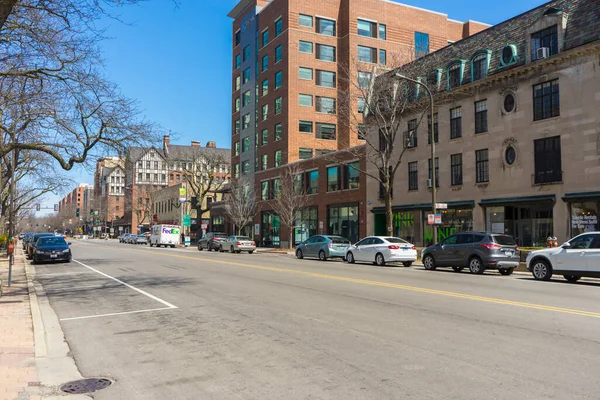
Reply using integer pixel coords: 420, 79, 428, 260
33, 240, 600, 400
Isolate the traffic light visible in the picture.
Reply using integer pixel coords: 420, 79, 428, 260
54, 204, 58, 212
76, 208, 80, 217
36, 204, 40, 211
90, 209, 94, 216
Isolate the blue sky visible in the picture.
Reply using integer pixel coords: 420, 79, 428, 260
45, 0, 547, 208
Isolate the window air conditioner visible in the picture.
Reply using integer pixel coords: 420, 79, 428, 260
427, 179, 433, 188
536, 47, 550, 60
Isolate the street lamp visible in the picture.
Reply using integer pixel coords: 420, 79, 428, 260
394, 73, 438, 244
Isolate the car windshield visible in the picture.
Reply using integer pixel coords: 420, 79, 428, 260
384, 237, 408, 244
38, 237, 67, 246
236, 237, 251, 240
492, 235, 516, 246
329, 237, 350, 244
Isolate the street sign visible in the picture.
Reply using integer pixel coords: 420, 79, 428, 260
201, 222, 208, 230
179, 187, 186, 203
434, 214, 442, 225
427, 214, 435, 225
183, 214, 191, 227
435, 203, 448, 209
319, 221, 323, 229
254, 224, 259, 235
184, 236, 191, 247
119, 226, 123, 231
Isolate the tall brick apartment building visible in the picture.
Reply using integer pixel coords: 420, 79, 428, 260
227, 0, 488, 246
93, 156, 126, 234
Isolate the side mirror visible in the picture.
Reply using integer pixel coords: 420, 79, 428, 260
561, 242, 571, 248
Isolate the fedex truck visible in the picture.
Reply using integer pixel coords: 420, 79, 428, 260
150, 225, 181, 248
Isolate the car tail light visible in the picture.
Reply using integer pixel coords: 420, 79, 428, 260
515, 246, 519, 251
236, 242, 242, 246
328, 242, 333, 249
212, 238, 218, 241
481, 243, 501, 250
411, 245, 416, 250
388, 245, 400, 250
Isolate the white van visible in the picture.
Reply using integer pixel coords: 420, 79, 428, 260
150, 225, 181, 248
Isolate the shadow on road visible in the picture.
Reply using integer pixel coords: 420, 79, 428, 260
515, 277, 600, 287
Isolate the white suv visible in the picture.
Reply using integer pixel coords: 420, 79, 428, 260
526, 232, 600, 282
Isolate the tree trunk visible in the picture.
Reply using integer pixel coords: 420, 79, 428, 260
289, 226, 294, 250
385, 186, 393, 237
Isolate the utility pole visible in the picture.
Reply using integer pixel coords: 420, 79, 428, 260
7, 146, 17, 286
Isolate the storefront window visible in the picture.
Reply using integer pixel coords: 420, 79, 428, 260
261, 212, 280, 247
392, 211, 420, 245
212, 216, 225, 233
486, 207, 505, 234
423, 208, 473, 246
294, 207, 318, 245
571, 201, 599, 236
328, 204, 359, 243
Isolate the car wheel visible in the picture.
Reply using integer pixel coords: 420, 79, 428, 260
31, 258, 37, 265
296, 249, 303, 259
346, 252, 355, 264
236, 250, 242, 254
403, 262, 413, 267
452, 266, 464, 272
198, 245, 203, 251
249, 251, 254, 254
171, 245, 175, 248
219, 246, 224, 253
499, 268, 514, 276
231, 246, 235, 253
532, 259, 552, 281
423, 255, 436, 270
375, 253, 385, 266
319, 250, 327, 261
563, 275, 581, 283
468, 257, 485, 275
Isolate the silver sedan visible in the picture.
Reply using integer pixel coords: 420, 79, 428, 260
220, 236, 257, 254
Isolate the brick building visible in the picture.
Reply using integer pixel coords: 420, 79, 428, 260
366, 0, 600, 247
93, 157, 126, 234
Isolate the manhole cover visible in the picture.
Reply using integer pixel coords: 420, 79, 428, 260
60, 378, 112, 394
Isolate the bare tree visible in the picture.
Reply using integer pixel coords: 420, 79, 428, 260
124, 184, 160, 228
270, 163, 311, 250
225, 177, 257, 235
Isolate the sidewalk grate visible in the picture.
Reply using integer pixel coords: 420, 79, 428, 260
60, 378, 112, 394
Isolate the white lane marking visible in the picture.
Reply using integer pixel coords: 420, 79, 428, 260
60, 307, 175, 321
72, 259, 178, 309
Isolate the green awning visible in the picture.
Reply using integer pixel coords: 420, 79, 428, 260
562, 192, 600, 202
479, 194, 556, 206
371, 200, 475, 213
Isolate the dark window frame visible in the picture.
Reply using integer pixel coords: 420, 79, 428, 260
534, 136, 562, 184
474, 99, 488, 134
533, 79, 560, 121
531, 25, 558, 61
475, 149, 489, 183
450, 107, 462, 139
451, 153, 463, 186
408, 161, 418, 191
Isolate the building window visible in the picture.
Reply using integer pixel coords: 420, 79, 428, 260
358, 71, 371, 89
262, 79, 269, 96
299, 14, 313, 28
316, 17, 335, 36
234, 119, 240, 135
235, 30, 241, 46
243, 67, 250, 83
261, 30, 269, 47
316, 123, 336, 140
275, 19, 283, 36
415, 32, 429, 59
234, 97, 241, 112
316, 44, 335, 62
299, 94, 313, 107
242, 113, 251, 129
379, 24, 386, 40
358, 124, 366, 140
316, 96, 336, 114
428, 157, 439, 187
243, 45, 251, 61
111, 176, 115, 183
234, 164, 239, 178
299, 67, 313, 80
242, 137, 250, 152
316, 70, 336, 88
137, 172, 142, 182
242, 90, 251, 107
357, 19, 376, 38
275, 150, 282, 167
235, 54, 241, 69
235, 76, 241, 91
261, 104, 268, 121
379, 49, 386, 65
146, 161, 150, 168
137, 161, 142, 168
358, 98, 365, 113
261, 154, 268, 170
343, 162, 360, 189
472, 52, 489, 81
531, 25, 558, 61
275, 45, 282, 63
450, 107, 462, 139
534, 136, 562, 184
408, 161, 418, 190
358, 45, 377, 63
474, 100, 488, 133
262, 55, 268, 72
274, 97, 282, 115
451, 154, 463, 186
475, 149, 489, 183
406, 119, 417, 148
533, 80, 560, 121
241, 160, 250, 175
161, 174, 166, 182
261, 129, 268, 146
261, 181, 269, 200
299, 40, 313, 53
428, 113, 438, 144
299, 120, 313, 133
299, 148, 313, 160
448, 62, 462, 89
327, 166, 340, 192
273, 178, 281, 199
274, 123, 282, 141
275, 71, 282, 88
306, 170, 319, 194
153, 173, 158, 182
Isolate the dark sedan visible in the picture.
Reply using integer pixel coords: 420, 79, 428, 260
26, 233, 55, 259
32, 236, 72, 264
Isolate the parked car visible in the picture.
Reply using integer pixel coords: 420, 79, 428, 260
296, 235, 350, 261
346, 236, 417, 267
127, 234, 138, 244
32, 236, 72, 264
422, 232, 519, 275
198, 232, 228, 251
527, 232, 600, 282
22, 233, 34, 249
26, 233, 55, 259
134, 235, 148, 245
119, 233, 129, 243
220, 236, 256, 254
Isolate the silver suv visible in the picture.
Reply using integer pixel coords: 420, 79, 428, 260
421, 232, 520, 275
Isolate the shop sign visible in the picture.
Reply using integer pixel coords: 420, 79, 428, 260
179, 187, 186, 203
434, 214, 442, 225
435, 203, 448, 209
571, 214, 598, 230
427, 214, 435, 225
